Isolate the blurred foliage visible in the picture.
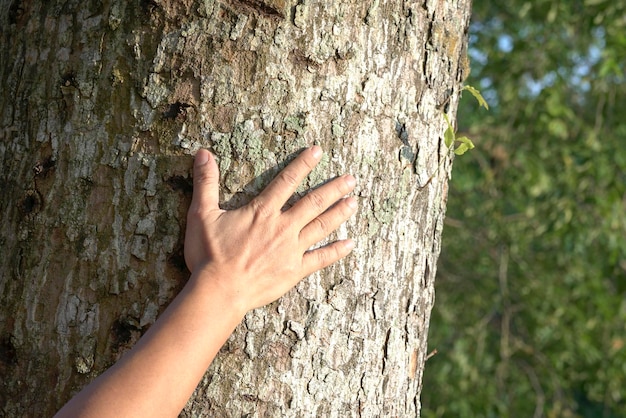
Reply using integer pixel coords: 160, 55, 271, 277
422, 0, 626, 417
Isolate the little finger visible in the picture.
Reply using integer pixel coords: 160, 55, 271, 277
301, 239, 355, 276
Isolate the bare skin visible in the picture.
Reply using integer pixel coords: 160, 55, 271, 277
55, 146, 357, 417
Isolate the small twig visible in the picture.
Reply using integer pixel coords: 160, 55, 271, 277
426, 349, 438, 361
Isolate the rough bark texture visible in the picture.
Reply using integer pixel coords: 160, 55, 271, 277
0, 0, 471, 416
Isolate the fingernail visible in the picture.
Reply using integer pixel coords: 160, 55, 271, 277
311, 145, 322, 159
344, 239, 355, 251
347, 197, 358, 210
195, 149, 210, 166
345, 175, 356, 188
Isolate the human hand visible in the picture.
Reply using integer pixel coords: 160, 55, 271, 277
184, 146, 357, 312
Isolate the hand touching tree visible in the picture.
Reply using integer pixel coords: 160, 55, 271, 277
56, 146, 357, 418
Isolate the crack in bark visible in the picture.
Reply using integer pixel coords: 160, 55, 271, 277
224, 0, 285, 19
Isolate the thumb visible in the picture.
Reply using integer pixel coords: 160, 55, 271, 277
190, 149, 220, 213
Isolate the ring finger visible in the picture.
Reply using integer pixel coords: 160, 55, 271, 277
298, 196, 358, 249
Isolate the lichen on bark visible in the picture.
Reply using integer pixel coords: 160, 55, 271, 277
0, 0, 471, 416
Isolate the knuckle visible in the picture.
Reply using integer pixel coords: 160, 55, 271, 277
312, 216, 331, 236
251, 198, 273, 218
278, 169, 299, 189
194, 167, 216, 187
274, 219, 291, 237
187, 206, 201, 219
340, 199, 356, 217
305, 191, 326, 214
315, 248, 330, 265
187, 201, 206, 218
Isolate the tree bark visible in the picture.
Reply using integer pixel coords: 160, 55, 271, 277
0, 0, 471, 416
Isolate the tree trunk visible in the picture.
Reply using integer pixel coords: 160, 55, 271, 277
0, 0, 470, 416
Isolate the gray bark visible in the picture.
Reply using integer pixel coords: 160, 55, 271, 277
0, 0, 471, 416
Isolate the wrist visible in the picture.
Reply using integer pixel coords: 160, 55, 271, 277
188, 264, 250, 321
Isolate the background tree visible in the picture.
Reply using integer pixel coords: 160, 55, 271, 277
423, 0, 626, 416
0, 0, 472, 416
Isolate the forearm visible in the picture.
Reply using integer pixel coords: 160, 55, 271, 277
55, 268, 245, 418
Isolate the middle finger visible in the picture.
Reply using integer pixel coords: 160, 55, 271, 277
287, 174, 356, 228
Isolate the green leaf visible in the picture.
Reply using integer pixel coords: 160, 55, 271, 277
445, 127, 455, 148
454, 143, 471, 155
456, 136, 475, 149
462, 85, 489, 110
454, 137, 475, 155
444, 113, 456, 148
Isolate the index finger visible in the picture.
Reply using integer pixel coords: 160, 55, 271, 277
253, 146, 323, 212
